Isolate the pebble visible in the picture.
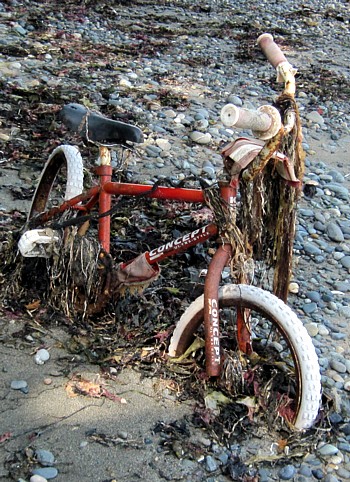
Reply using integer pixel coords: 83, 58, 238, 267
312, 468, 325, 479
324, 476, 340, 482
34, 349, 50, 365
305, 322, 319, 337
279, 464, 296, 480
330, 360, 347, 374
30, 476, 48, 482
302, 302, 318, 314
306, 111, 325, 124
340, 256, 350, 270
289, 281, 299, 293
317, 444, 339, 456
326, 222, 345, 242
35, 449, 55, 467
205, 455, 218, 472
337, 468, 350, 479
32, 467, 58, 480
10, 380, 28, 390
190, 131, 212, 145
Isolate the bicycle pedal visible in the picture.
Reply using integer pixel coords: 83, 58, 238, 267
18, 228, 61, 258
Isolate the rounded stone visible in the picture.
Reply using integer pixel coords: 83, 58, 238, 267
205, 455, 218, 472
190, 131, 212, 145
306, 290, 321, 303
32, 467, 58, 480
303, 242, 322, 256
324, 475, 340, 482
30, 475, 48, 482
302, 302, 318, 314
299, 464, 312, 477
340, 256, 350, 269
306, 111, 325, 124
34, 349, 50, 365
312, 468, 325, 480
289, 282, 299, 294
35, 449, 55, 467
304, 322, 319, 337
10, 380, 28, 390
326, 222, 344, 242
317, 325, 329, 336
317, 444, 339, 456
279, 464, 296, 480
330, 359, 347, 373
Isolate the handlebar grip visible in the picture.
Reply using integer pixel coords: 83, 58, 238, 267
257, 33, 288, 69
221, 104, 281, 140
221, 105, 271, 131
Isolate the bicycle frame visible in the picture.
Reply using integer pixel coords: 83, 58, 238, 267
28, 144, 244, 377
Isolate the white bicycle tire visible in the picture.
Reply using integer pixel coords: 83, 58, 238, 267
29, 144, 84, 219
168, 283, 321, 430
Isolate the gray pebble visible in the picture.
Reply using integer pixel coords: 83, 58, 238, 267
306, 290, 322, 302
314, 221, 326, 232
328, 170, 345, 183
330, 359, 347, 373
205, 455, 218, 472
217, 451, 229, 465
279, 464, 296, 480
312, 468, 325, 479
338, 442, 350, 452
302, 302, 318, 314
326, 183, 349, 200
339, 306, 350, 319
340, 256, 350, 269
336, 467, 350, 479
331, 332, 346, 340
258, 467, 271, 482
299, 208, 314, 217
30, 475, 48, 482
10, 380, 28, 390
324, 475, 340, 482
32, 467, 58, 480
306, 111, 325, 124
326, 222, 344, 242
303, 242, 322, 256
35, 449, 55, 467
299, 464, 312, 477
227, 94, 243, 106
317, 444, 339, 456
305, 322, 319, 337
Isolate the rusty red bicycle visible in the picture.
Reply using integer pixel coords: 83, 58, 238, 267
18, 34, 321, 430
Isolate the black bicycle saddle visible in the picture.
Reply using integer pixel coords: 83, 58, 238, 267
59, 103, 144, 145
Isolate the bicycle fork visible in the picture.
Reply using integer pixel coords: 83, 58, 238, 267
204, 181, 253, 377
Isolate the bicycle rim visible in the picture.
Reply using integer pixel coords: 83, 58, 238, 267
169, 284, 321, 431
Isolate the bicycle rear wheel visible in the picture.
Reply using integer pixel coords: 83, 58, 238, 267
18, 145, 85, 258
168, 284, 321, 430
29, 144, 84, 220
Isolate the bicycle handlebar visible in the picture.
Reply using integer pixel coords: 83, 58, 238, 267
257, 33, 297, 95
220, 104, 281, 140
257, 33, 287, 69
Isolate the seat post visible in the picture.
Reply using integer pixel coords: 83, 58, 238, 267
98, 146, 112, 252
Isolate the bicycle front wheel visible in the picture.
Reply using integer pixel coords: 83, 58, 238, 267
168, 284, 321, 430
29, 145, 84, 220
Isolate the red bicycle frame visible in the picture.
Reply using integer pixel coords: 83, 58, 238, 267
30, 145, 248, 376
